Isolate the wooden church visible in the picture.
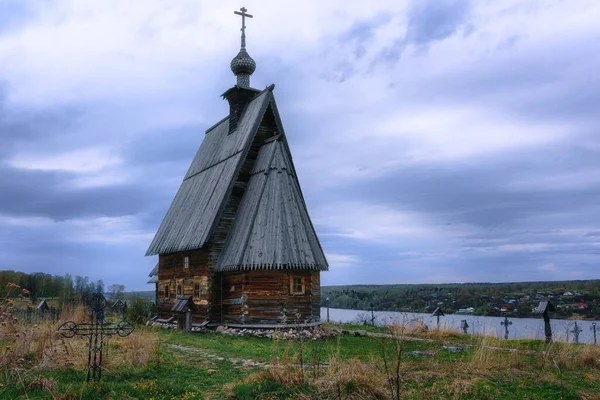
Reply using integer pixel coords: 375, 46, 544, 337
146, 8, 328, 327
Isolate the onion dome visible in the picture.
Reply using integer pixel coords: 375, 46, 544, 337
230, 49, 256, 87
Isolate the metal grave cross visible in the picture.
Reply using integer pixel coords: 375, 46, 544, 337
591, 322, 597, 345
58, 293, 134, 382
570, 321, 583, 344
234, 7, 253, 48
501, 315, 512, 339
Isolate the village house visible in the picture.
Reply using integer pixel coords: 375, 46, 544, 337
146, 8, 328, 328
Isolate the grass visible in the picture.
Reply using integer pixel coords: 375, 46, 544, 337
1, 306, 599, 399
157, 328, 438, 363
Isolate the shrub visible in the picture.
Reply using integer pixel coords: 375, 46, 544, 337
126, 298, 155, 325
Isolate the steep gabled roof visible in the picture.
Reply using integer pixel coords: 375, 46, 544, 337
216, 137, 328, 271
146, 88, 272, 256
146, 85, 328, 271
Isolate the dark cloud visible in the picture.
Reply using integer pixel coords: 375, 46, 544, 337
0, 165, 153, 220
312, 135, 600, 283
378, 0, 473, 64
340, 13, 392, 59
0, 91, 152, 221
345, 141, 600, 229
405, 0, 472, 46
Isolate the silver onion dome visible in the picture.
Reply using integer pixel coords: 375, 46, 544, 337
230, 49, 256, 87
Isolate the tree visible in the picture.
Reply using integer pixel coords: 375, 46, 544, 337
59, 274, 75, 308
95, 280, 105, 296
108, 284, 126, 300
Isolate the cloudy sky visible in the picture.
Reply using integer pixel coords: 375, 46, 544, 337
1, 0, 599, 290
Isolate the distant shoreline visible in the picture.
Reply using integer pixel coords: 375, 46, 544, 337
323, 306, 600, 322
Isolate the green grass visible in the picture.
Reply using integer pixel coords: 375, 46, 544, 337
0, 341, 250, 399
2, 325, 599, 399
157, 328, 438, 362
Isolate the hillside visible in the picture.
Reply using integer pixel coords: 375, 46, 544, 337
322, 279, 600, 319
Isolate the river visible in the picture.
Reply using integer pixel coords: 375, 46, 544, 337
321, 307, 600, 344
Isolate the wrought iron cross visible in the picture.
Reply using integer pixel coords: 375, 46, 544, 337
58, 294, 134, 382
570, 321, 583, 344
234, 7, 253, 49
501, 315, 512, 339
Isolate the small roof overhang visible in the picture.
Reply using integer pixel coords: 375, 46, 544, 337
171, 296, 197, 313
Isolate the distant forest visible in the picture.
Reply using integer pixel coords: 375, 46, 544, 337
322, 280, 600, 319
0, 270, 128, 307
4, 270, 600, 319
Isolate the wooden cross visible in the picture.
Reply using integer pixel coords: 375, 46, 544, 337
234, 7, 253, 48
500, 315, 512, 339
570, 321, 583, 344
58, 294, 134, 382
461, 320, 469, 334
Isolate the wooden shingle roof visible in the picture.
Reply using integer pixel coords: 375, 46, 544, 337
146, 85, 328, 272
146, 89, 272, 256
216, 138, 328, 271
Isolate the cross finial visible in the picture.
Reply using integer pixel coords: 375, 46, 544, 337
234, 7, 253, 49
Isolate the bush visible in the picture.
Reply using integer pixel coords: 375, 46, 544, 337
126, 298, 155, 325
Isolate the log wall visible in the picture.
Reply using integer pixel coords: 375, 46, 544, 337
157, 247, 211, 323
211, 270, 321, 324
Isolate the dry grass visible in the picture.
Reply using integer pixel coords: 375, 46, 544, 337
0, 301, 158, 380
314, 355, 388, 399
470, 335, 502, 370
235, 354, 389, 400
58, 303, 89, 324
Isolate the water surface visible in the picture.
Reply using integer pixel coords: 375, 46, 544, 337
322, 307, 599, 344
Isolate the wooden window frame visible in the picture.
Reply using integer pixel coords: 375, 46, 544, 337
194, 282, 200, 299
164, 284, 170, 299
290, 276, 305, 295
183, 256, 190, 269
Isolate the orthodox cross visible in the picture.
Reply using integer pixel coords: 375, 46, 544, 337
234, 7, 253, 49
570, 321, 583, 344
500, 315, 512, 339
591, 322, 597, 345
58, 294, 134, 382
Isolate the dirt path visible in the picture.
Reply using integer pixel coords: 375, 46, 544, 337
168, 330, 540, 369
167, 343, 270, 369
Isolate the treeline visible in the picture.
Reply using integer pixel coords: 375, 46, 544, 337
322, 280, 600, 317
0, 270, 107, 308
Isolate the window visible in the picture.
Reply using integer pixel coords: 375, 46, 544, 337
194, 283, 200, 299
177, 284, 182, 296
183, 256, 189, 269
164, 284, 170, 299
290, 277, 305, 295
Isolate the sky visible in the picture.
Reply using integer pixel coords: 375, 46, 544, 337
1, 0, 600, 290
